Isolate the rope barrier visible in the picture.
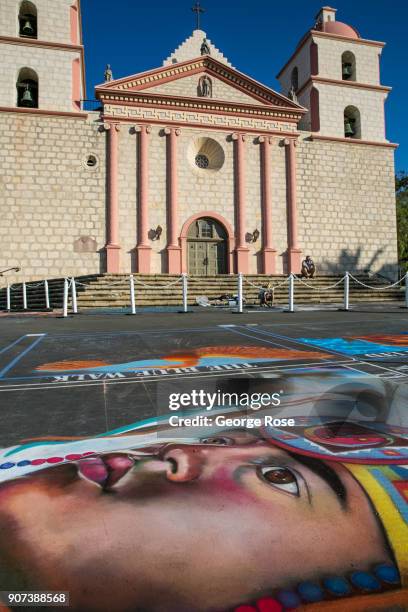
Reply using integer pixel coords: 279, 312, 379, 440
132, 276, 183, 289
244, 277, 289, 291
348, 273, 405, 291
293, 275, 346, 291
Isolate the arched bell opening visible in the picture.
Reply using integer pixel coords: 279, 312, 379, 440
344, 105, 361, 139
342, 51, 356, 81
16, 67, 39, 108
290, 66, 299, 92
187, 217, 228, 276
19, 1, 37, 39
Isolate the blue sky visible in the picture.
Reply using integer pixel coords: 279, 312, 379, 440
81, 0, 407, 172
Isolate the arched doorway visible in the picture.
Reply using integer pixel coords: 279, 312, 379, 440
187, 217, 228, 275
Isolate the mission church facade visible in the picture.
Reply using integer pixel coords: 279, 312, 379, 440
0, 1, 398, 282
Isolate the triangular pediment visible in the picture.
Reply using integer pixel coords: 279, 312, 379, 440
96, 56, 303, 111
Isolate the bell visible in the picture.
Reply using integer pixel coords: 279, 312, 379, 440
342, 62, 352, 79
344, 119, 355, 138
22, 18, 34, 36
21, 85, 35, 108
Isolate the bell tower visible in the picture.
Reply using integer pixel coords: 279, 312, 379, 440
0, 0, 85, 113
277, 6, 391, 142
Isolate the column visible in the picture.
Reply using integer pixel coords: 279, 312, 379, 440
284, 137, 302, 273
104, 122, 121, 273
136, 125, 152, 273
165, 127, 181, 273
232, 132, 249, 273
259, 135, 277, 274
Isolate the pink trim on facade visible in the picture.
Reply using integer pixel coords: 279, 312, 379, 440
0, 106, 87, 118
259, 136, 276, 274
310, 134, 398, 148
285, 138, 302, 273
310, 41, 319, 75
72, 58, 81, 110
105, 123, 121, 273
165, 127, 182, 274
179, 212, 236, 275
232, 132, 249, 274
310, 87, 320, 132
136, 125, 152, 273
0, 35, 83, 52
70, 3, 79, 45
296, 77, 391, 99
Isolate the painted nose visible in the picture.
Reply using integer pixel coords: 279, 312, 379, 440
162, 446, 206, 482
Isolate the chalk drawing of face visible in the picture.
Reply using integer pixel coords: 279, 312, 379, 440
0, 432, 392, 611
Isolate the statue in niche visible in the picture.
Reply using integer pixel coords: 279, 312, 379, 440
198, 75, 212, 98
104, 64, 113, 82
288, 85, 298, 103
200, 37, 211, 55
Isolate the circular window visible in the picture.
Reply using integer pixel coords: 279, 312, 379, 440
188, 137, 225, 172
83, 154, 99, 170
195, 154, 209, 169
86, 155, 97, 167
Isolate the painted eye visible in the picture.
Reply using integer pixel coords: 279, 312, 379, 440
258, 466, 299, 496
200, 436, 233, 446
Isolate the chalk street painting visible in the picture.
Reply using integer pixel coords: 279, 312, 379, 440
299, 333, 408, 361
34, 346, 333, 382
0, 376, 406, 611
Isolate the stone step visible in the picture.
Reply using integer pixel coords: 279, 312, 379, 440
0, 273, 403, 311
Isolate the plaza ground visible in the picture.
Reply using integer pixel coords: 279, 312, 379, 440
0, 306, 407, 448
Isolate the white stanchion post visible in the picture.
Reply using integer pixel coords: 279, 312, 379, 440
405, 271, 408, 308
6, 285, 11, 311
62, 278, 68, 318
44, 280, 50, 310
22, 282, 27, 310
71, 278, 78, 314
238, 273, 243, 313
182, 273, 188, 313
288, 274, 294, 313
130, 275, 136, 315
344, 272, 350, 311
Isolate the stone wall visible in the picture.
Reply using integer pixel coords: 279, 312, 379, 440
0, 111, 397, 284
0, 0, 73, 44
0, 111, 106, 285
316, 82, 387, 141
314, 36, 382, 85
278, 39, 312, 97
296, 135, 397, 278
0, 42, 81, 112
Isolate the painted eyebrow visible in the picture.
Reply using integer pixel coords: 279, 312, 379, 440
288, 452, 348, 509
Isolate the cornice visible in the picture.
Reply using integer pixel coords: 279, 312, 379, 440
311, 30, 385, 48
297, 76, 392, 97
0, 35, 83, 53
310, 134, 398, 148
0, 106, 87, 119
98, 91, 305, 122
101, 113, 301, 137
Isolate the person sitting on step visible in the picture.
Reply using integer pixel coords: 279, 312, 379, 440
301, 255, 316, 279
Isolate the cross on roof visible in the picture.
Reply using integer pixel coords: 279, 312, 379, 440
191, 1, 205, 30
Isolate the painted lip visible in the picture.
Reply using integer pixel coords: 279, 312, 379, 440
77, 453, 136, 490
